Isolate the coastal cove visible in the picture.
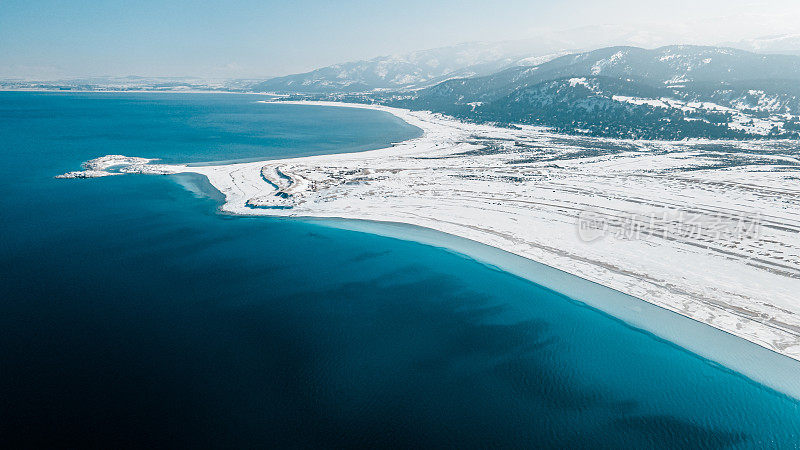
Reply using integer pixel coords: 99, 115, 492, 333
4, 92, 799, 446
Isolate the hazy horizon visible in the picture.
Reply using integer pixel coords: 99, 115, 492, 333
2, 0, 799, 80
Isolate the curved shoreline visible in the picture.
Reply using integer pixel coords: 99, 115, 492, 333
59, 99, 800, 400
301, 216, 800, 401
169, 158, 800, 401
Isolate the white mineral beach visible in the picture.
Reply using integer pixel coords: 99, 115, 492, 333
60, 100, 800, 393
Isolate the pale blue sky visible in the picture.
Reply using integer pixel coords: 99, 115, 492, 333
1, 0, 798, 79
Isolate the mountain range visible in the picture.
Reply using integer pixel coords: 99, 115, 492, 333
250, 42, 565, 94
726, 34, 800, 56
251, 25, 715, 94
277, 44, 800, 140
11, 31, 800, 140
373, 45, 800, 138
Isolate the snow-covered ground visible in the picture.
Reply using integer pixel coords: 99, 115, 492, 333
55, 155, 156, 178
612, 95, 791, 135
59, 101, 800, 363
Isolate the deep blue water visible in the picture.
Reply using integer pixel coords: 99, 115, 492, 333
1, 92, 799, 448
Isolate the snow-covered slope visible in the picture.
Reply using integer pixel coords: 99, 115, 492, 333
250, 26, 709, 94
250, 42, 558, 93
384, 45, 800, 139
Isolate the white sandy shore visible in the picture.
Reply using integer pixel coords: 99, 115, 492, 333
59, 100, 800, 395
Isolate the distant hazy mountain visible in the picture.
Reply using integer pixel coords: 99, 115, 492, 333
383, 46, 800, 139
250, 42, 567, 94
727, 34, 800, 56
0, 76, 259, 92
250, 25, 699, 94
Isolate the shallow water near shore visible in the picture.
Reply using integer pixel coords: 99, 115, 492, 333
2, 92, 799, 447
310, 218, 800, 398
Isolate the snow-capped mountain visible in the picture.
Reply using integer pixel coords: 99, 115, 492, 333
380, 46, 800, 139
250, 25, 704, 94
408, 45, 800, 103
250, 42, 563, 93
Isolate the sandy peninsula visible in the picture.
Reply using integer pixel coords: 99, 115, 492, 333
60, 101, 800, 365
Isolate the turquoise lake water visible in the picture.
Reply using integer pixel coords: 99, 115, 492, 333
1, 92, 798, 448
